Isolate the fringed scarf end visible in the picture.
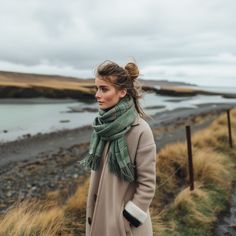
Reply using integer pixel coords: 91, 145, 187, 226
120, 162, 135, 182
109, 157, 135, 182
80, 154, 101, 171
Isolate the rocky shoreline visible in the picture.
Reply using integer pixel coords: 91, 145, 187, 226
0, 142, 89, 211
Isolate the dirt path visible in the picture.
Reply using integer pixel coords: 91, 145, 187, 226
214, 187, 236, 236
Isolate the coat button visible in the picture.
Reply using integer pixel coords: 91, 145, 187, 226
94, 194, 97, 202
88, 217, 92, 225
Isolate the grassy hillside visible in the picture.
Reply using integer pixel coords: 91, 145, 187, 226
0, 71, 95, 100
152, 112, 236, 235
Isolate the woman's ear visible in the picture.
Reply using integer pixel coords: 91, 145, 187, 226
120, 88, 127, 98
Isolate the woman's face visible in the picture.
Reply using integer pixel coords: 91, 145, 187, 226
95, 76, 126, 110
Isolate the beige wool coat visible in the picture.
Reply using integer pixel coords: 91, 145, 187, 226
85, 115, 156, 236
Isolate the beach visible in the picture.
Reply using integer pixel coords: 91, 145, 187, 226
1, 103, 235, 212
1, 103, 233, 169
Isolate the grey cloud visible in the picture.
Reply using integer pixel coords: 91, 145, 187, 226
0, 0, 235, 84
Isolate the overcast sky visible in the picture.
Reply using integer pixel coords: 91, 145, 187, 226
0, 0, 235, 86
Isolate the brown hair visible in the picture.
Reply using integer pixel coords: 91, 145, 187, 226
95, 60, 145, 117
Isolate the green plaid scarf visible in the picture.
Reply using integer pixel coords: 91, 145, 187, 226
81, 96, 137, 182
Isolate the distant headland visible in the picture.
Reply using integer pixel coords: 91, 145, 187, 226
0, 70, 235, 99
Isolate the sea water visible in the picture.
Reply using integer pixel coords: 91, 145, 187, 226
0, 98, 97, 143
1, 93, 236, 143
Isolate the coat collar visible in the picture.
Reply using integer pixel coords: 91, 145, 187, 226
131, 115, 141, 127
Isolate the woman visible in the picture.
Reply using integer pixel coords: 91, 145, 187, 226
82, 60, 156, 236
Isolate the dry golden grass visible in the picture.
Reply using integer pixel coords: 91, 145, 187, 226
231, 108, 236, 118
64, 178, 89, 212
192, 129, 219, 149
45, 190, 61, 202
151, 208, 171, 236
156, 112, 233, 193
0, 75, 95, 94
193, 150, 232, 187
0, 200, 69, 236
62, 177, 90, 236
0, 72, 85, 84
173, 183, 216, 224
0, 80, 94, 93
192, 119, 229, 150
0, 177, 90, 236
156, 142, 188, 195
0, 81, 31, 88
153, 109, 236, 235
157, 142, 188, 176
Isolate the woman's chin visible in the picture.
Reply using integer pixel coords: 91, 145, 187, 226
99, 105, 107, 110
98, 103, 116, 110
99, 105, 112, 111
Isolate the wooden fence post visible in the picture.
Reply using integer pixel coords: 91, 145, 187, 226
186, 125, 194, 191
227, 110, 233, 148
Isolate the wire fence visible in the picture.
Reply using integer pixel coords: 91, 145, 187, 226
183, 109, 233, 191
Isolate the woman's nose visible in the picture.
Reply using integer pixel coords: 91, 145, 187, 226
95, 90, 100, 99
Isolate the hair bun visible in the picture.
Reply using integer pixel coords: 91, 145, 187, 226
124, 62, 139, 81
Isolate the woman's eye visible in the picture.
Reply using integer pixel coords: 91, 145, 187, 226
101, 87, 108, 92
95, 87, 109, 93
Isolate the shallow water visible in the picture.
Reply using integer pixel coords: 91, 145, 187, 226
1, 93, 236, 143
0, 98, 97, 143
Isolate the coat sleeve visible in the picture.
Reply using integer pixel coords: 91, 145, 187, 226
123, 126, 156, 227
